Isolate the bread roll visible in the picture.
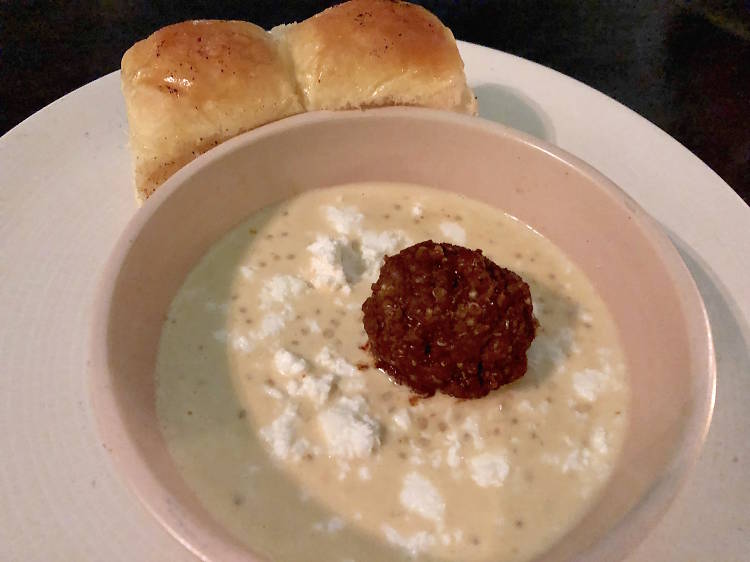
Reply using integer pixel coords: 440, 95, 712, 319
121, 20, 303, 203
275, 0, 477, 114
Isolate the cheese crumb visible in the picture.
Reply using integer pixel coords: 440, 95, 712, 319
240, 265, 255, 281
259, 406, 309, 461
439, 221, 466, 245
382, 525, 436, 558
324, 205, 363, 235
313, 516, 345, 533
318, 396, 380, 459
391, 408, 411, 432
591, 426, 609, 455
411, 203, 424, 218
358, 466, 372, 480
516, 399, 534, 413
259, 275, 307, 309
579, 310, 594, 324
461, 415, 484, 449
572, 368, 608, 402
306, 235, 361, 293
254, 312, 287, 339
445, 431, 462, 468
562, 448, 592, 473
305, 318, 321, 334
315, 346, 359, 378
273, 349, 307, 377
527, 333, 566, 371
315, 346, 365, 392
399, 472, 445, 525
359, 229, 410, 277
285, 373, 334, 406
231, 333, 253, 353
470, 452, 510, 487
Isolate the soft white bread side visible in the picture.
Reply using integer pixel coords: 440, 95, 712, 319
121, 20, 303, 203
275, 0, 477, 115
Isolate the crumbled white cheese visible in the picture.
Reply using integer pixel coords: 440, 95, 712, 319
285, 373, 334, 406
579, 310, 594, 325
591, 426, 609, 455
561, 448, 592, 473
324, 205, 363, 235
516, 399, 534, 413
445, 431, 462, 468
259, 274, 307, 309
382, 525, 436, 558
240, 265, 255, 281
307, 235, 360, 293
527, 333, 566, 371
255, 313, 286, 339
409, 448, 425, 466
358, 466, 372, 480
318, 396, 380, 459
391, 408, 411, 432
439, 221, 466, 244
411, 203, 424, 218
558, 327, 581, 356
231, 333, 253, 353
273, 349, 307, 377
315, 346, 359, 378
313, 345, 365, 394
531, 294, 544, 315
439, 529, 465, 546
572, 368, 608, 402
461, 415, 484, 450
359, 229, 410, 277
259, 405, 308, 461
400, 472, 445, 525
313, 516, 345, 533
336, 461, 352, 480
470, 452, 510, 487
339, 377, 366, 394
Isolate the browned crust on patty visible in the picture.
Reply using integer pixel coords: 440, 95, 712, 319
362, 241, 536, 399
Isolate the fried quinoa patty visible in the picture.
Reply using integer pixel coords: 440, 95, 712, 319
362, 241, 536, 399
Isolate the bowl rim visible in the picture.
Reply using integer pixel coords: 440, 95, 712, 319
88, 106, 716, 562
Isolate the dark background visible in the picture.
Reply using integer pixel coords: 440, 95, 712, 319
1, 1, 748, 203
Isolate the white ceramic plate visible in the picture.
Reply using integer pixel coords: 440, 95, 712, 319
0, 42, 748, 561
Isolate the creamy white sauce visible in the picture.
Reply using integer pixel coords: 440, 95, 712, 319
156, 182, 629, 561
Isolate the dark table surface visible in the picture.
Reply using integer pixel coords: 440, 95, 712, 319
2, 1, 748, 204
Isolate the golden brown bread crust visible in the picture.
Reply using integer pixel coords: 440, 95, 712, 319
121, 20, 303, 203
277, 0, 477, 114
121, 4, 478, 203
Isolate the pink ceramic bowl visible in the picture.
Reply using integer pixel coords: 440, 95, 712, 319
89, 108, 715, 561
